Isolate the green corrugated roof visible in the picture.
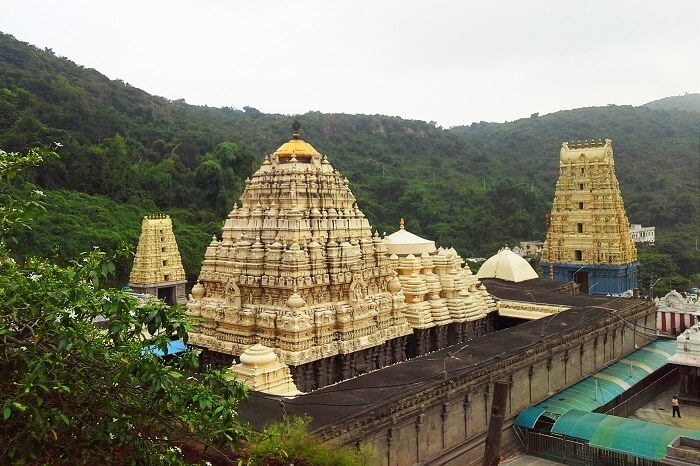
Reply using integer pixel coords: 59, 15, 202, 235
532, 339, 676, 416
514, 339, 698, 461
552, 410, 700, 460
515, 406, 547, 429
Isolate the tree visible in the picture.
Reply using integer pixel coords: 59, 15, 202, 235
0, 147, 249, 465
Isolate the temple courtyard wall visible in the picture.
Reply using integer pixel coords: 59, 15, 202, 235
237, 298, 657, 466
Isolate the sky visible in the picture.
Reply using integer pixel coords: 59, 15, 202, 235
1, 0, 698, 128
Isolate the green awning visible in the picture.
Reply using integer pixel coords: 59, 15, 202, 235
514, 339, 697, 461
552, 410, 700, 460
515, 407, 547, 429
533, 339, 676, 417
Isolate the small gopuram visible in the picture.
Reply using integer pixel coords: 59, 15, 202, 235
128, 214, 187, 306
187, 122, 412, 391
541, 139, 638, 295
384, 219, 496, 357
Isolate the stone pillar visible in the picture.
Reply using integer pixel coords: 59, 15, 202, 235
463, 393, 471, 438
441, 402, 449, 449
387, 426, 395, 466
483, 381, 510, 466
415, 413, 424, 464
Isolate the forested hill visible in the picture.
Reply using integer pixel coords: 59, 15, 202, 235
1, 31, 698, 289
644, 93, 700, 112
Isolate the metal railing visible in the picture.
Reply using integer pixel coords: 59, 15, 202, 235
520, 429, 661, 466
600, 366, 677, 417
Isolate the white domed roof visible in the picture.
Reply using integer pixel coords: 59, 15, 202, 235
384, 220, 436, 256
476, 247, 538, 282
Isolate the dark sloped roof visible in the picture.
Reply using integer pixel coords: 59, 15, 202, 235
236, 294, 649, 432
481, 278, 617, 307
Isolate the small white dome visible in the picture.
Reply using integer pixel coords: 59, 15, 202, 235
384, 223, 436, 256
476, 247, 538, 283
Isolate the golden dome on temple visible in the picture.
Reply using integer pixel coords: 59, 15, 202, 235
273, 120, 321, 159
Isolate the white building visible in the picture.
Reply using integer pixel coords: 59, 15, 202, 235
518, 240, 544, 258
629, 224, 655, 244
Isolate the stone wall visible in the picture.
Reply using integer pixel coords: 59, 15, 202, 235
316, 301, 656, 466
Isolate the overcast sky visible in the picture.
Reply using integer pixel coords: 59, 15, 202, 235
2, 0, 698, 127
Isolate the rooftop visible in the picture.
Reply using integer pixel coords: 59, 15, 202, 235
481, 277, 606, 307
237, 295, 647, 431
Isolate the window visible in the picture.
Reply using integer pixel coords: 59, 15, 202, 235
161, 247, 166, 253
164, 274, 170, 281
577, 223, 583, 233
575, 250, 582, 261
162, 260, 169, 267
579, 183, 584, 190
578, 202, 584, 209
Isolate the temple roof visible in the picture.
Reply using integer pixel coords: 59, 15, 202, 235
476, 247, 539, 282
273, 121, 321, 159
273, 137, 321, 158
384, 219, 436, 255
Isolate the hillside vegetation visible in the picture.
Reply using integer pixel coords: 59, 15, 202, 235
1, 31, 698, 293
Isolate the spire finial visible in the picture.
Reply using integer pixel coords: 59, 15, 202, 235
292, 120, 301, 139
400, 218, 405, 229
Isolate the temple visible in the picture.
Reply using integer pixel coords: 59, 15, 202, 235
128, 214, 187, 306
385, 219, 496, 357
186, 123, 496, 392
541, 139, 638, 295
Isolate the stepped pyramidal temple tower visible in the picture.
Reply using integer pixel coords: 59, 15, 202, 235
187, 122, 414, 391
541, 139, 638, 295
129, 214, 187, 305
187, 123, 497, 392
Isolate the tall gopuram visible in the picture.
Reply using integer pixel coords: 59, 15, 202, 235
186, 122, 413, 392
384, 220, 496, 357
128, 214, 187, 306
541, 139, 638, 295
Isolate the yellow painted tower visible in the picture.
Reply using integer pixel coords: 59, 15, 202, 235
541, 139, 638, 294
128, 214, 187, 305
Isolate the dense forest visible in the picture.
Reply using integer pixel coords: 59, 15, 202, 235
1, 32, 698, 295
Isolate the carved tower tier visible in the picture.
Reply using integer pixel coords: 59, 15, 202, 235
384, 220, 497, 357
187, 123, 412, 391
541, 139, 638, 295
129, 214, 187, 306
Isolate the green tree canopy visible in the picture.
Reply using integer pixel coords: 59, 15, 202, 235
0, 147, 249, 465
